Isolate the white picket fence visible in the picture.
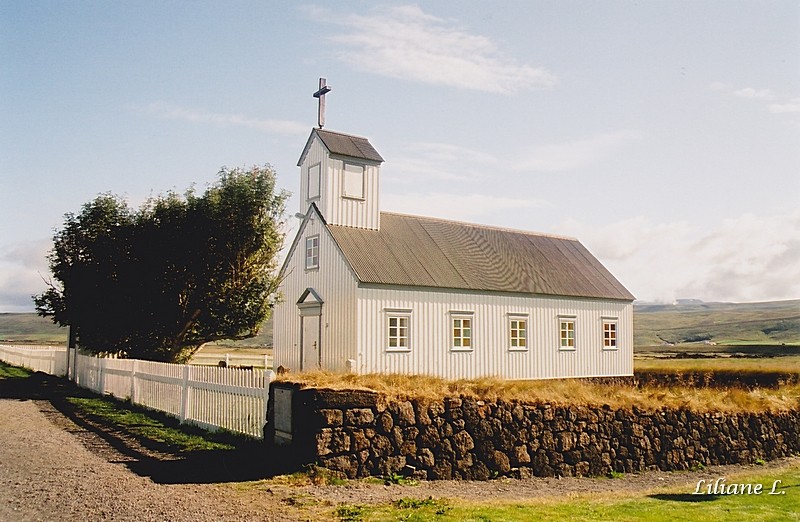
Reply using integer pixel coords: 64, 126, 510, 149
0, 344, 274, 439
0, 345, 67, 376
190, 352, 273, 369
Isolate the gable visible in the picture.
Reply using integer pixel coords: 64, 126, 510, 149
326, 212, 635, 301
277, 204, 326, 280
297, 287, 324, 305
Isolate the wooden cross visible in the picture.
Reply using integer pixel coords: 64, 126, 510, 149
313, 77, 332, 129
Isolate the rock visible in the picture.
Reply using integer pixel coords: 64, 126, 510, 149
395, 401, 416, 427
370, 434, 393, 458
416, 448, 435, 469
487, 450, 511, 474
377, 411, 393, 434
351, 430, 370, 452
315, 409, 343, 427
320, 454, 358, 478
512, 445, 531, 465
345, 408, 374, 427
451, 430, 475, 457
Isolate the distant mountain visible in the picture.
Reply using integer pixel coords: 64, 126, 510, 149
634, 299, 800, 348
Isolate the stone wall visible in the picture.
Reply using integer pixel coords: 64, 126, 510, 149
266, 384, 800, 480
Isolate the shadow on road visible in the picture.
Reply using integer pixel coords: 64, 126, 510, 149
0, 370, 298, 485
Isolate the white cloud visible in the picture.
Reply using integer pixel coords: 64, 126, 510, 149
559, 210, 800, 303
384, 130, 640, 184
137, 102, 308, 135
768, 98, 800, 114
384, 142, 502, 183
711, 82, 799, 118
515, 130, 642, 172
0, 239, 52, 312
733, 87, 775, 100
307, 5, 556, 94
382, 192, 549, 223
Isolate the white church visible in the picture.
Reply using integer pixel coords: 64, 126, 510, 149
273, 81, 634, 380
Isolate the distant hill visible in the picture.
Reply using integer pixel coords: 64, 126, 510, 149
0, 313, 68, 344
634, 300, 800, 349
0, 312, 272, 348
4, 300, 798, 351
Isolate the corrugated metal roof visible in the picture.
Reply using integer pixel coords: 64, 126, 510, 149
297, 129, 384, 166
327, 212, 635, 301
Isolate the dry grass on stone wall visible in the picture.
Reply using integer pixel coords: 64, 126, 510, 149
276, 371, 800, 413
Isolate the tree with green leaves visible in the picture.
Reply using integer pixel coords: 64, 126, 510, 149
34, 165, 289, 363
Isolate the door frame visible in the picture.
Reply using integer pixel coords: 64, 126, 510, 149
297, 288, 324, 370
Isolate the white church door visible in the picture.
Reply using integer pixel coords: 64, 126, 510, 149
297, 288, 323, 370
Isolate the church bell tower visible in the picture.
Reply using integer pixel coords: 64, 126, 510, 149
296, 78, 384, 230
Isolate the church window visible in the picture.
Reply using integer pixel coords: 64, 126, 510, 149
307, 163, 321, 201
509, 314, 528, 351
451, 312, 474, 351
602, 319, 618, 349
386, 311, 411, 351
343, 162, 364, 199
305, 236, 319, 270
559, 316, 576, 350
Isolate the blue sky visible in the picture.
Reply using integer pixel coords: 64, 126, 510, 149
1, 1, 798, 312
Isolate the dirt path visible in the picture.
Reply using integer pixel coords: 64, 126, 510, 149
0, 374, 797, 521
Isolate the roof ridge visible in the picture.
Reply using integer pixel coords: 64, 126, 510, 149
314, 128, 372, 141
378, 211, 578, 241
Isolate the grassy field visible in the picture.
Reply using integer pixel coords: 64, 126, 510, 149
634, 300, 800, 348
634, 355, 800, 373
335, 461, 800, 521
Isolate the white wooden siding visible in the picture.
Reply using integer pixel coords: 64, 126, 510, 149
273, 214, 360, 372
324, 157, 380, 230
298, 135, 380, 230
356, 286, 633, 380
298, 137, 329, 216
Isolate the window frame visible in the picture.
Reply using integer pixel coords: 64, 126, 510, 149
342, 161, 365, 200
602, 317, 618, 351
508, 313, 529, 352
558, 315, 576, 351
450, 311, 474, 352
304, 235, 319, 270
307, 163, 321, 202
385, 309, 412, 353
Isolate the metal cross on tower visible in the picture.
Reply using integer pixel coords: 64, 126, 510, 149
313, 77, 332, 129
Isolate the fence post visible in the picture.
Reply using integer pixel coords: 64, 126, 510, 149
263, 369, 275, 436
179, 364, 190, 423
99, 357, 106, 395
264, 354, 269, 369
130, 359, 138, 404
225, 353, 231, 367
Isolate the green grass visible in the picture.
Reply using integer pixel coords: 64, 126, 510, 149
0, 361, 33, 378
0, 360, 239, 452
66, 396, 236, 452
339, 463, 800, 521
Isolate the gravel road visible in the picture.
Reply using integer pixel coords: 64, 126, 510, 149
0, 397, 298, 522
1, 374, 796, 521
